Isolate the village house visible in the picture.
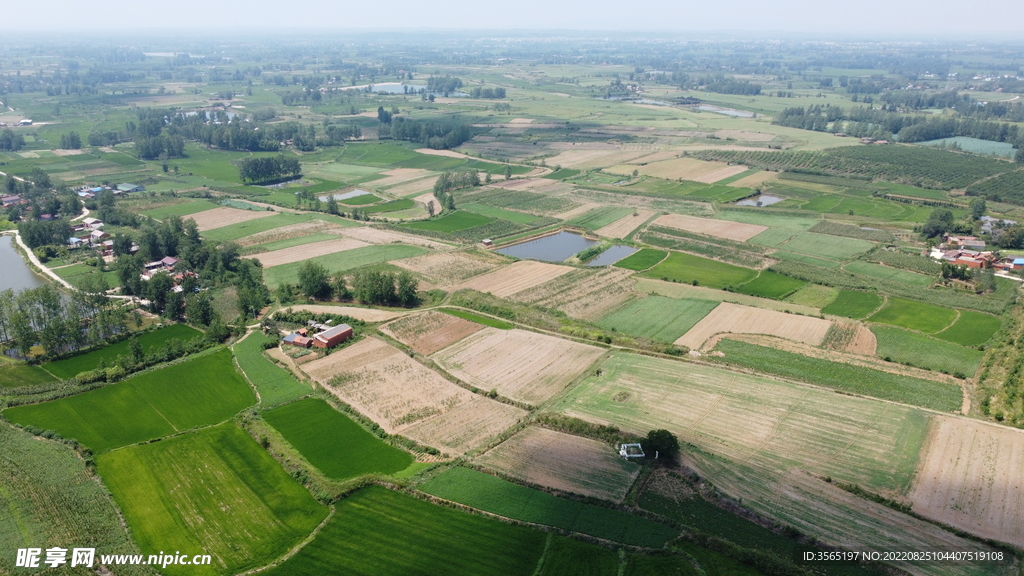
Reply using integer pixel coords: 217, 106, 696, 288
312, 324, 353, 349
82, 217, 104, 229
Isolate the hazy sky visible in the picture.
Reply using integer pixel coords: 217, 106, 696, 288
8, 0, 1024, 36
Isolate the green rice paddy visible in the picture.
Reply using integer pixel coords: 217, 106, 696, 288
640, 252, 758, 289
597, 296, 718, 343
44, 324, 203, 379
821, 290, 883, 319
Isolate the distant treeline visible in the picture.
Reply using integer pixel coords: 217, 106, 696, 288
238, 155, 302, 184
378, 117, 473, 150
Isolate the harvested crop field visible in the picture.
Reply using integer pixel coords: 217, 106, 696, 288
392, 250, 507, 289
457, 260, 575, 297
727, 170, 778, 188
371, 168, 431, 187
380, 310, 484, 355
334, 226, 451, 249
488, 178, 563, 191
652, 213, 767, 242
635, 278, 820, 315
276, 304, 407, 322
433, 328, 605, 405
594, 209, 656, 238
508, 267, 636, 321
675, 302, 832, 350
235, 219, 339, 246
909, 416, 1024, 549
478, 427, 640, 502
608, 158, 738, 181
186, 206, 275, 231
302, 337, 524, 454
255, 238, 368, 267
546, 148, 650, 169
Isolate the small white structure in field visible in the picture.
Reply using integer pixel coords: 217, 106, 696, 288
618, 443, 645, 459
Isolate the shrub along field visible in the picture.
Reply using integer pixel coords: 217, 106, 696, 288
640, 252, 758, 289
260, 486, 547, 576
97, 423, 327, 576
735, 271, 806, 299
44, 324, 203, 379
4, 349, 255, 452
597, 296, 719, 343
821, 290, 884, 319
872, 326, 985, 378
867, 297, 958, 334
613, 248, 667, 271
710, 339, 962, 411
420, 467, 678, 547
263, 398, 412, 480
233, 331, 311, 406
933, 310, 1002, 347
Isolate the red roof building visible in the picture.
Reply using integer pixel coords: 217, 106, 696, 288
313, 324, 353, 349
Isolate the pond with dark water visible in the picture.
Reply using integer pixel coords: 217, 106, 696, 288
0, 235, 47, 293
586, 245, 638, 266
735, 194, 784, 207
496, 231, 598, 262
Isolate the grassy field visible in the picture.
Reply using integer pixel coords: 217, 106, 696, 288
872, 326, 985, 378
614, 248, 667, 271
785, 284, 838, 308
597, 296, 718, 343
51, 263, 122, 291
242, 233, 338, 255
263, 244, 429, 288
402, 210, 494, 232
933, 310, 1002, 347
640, 252, 758, 289
844, 261, 934, 287
440, 308, 514, 329
45, 324, 203, 379
233, 331, 311, 406
0, 424, 155, 576
710, 339, 962, 411
96, 423, 326, 576
460, 202, 541, 224
420, 467, 677, 547
5, 349, 255, 452
141, 200, 220, 220
867, 297, 958, 334
0, 361, 56, 388
263, 398, 412, 480
538, 537, 620, 576
569, 206, 634, 229
201, 212, 356, 243
361, 198, 416, 213
821, 289, 883, 319
260, 486, 548, 576
755, 231, 875, 262
735, 271, 806, 299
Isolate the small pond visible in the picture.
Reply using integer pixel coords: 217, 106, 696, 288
735, 194, 784, 207
0, 235, 47, 293
496, 231, 598, 263
697, 105, 755, 118
319, 189, 372, 202
586, 245, 638, 267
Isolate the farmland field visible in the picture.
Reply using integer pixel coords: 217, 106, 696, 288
141, 199, 220, 220
844, 261, 934, 287
262, 244, 429, 288
478, 426, 641, 501
932, 310, 1002, 347
456, 260, 574, 297
186, 206, 275, 231
735, 270, 806, 299
675, 301, 831, 349
391, 250, 507, 289
569, 206, 634, 229
0, 361, 56, 388
380, 310, 485, 355
96, 423, 327, 576
867, 297, 958, 334
640, 251, 758, 288
614, 248, 667, 271
263, 398, 412, 479
710, 338, 962, 411
822, 289, 883, 319
597, 295, 718, 343
507, 266, 636, 321
594, 209, 656, 238
432, 328, 605, 404
538, 537, 620, 576
5, 349, 255, 452
260, 486, 547, 576
402, 210, 494, 232
871, 326, 984, 377
785, 283, 838, 308
652, 213, 766, 242
460, 202, 541, 224
773, 232, 875, 261
439, 308, 515, 329
420, 467, 677, 547
254, 237, 368, 267
233, 331, 311, 406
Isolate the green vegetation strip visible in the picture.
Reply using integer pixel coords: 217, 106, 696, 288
821, 290, 883, 319
872, 326, 984, 378
439, 308, 514, 329
640, 252, 757, 289
5, 349, 255, 452
597, 296, 718, 343
261, 486, 546, 576
233, 331, 311, 406
709, 339, 961, 411
420, 467, 677, 547
97, 423, 326, 576
45, 324, 203, 379
263, 398, 411, 480
613, 248, 667, 271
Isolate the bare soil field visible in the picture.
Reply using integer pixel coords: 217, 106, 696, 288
676, 302, 832, 350
713, 130, 777, 142
552, 202, 600, 221
510, 267, 636, 321
302, 337, 524, 454
333, 226, 450, 250
595, 209, 656, 238
236, 220, 339, 246
508, 118, 534, 124
387, 176, 439, 196
414, 148, 469, 158
52, 148, 86, 156
371, 168, 431, 187
413, 192, 443, 212
545, 148, 651, 169
380, 311, 484, 355
275, 305, 407, 322
608, 158, 735, 181
255, 238, 369, 267
845, 324, 877, 355
186, 207, 275, 231
636, 278, 820, 315
391, 250, 507, 289
653, 213, 768, 242
478, 427, 641, 502
691, 164, 751, 184
487, 178, 562, 191
623, 150, 680, 164
908, 416, 1024, 549
432, 328, 605, 405
456, 260, 575, 298
727, 170, 779, 188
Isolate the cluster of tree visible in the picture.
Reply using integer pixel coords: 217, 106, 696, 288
467, 86, 506, 99
323, 123, 362, 144
271, 308, 364, 330
351, 269, 418, 306
59, 132, 82, 150
0, 284, 131, 360
896, 117, 1023, 148
940, 262, 973, 281
377, 117, 473, 150
0, 128, 26, 151
294, 261, 350, 301
879, 90, 970, 111
425, 75, 463, 94
87, 130, 128, 147
433, 169, 479, 196
135, 133, 186, 160
699, 76, 761, 95
75, 332, 216, 384
920, 208, 971, 239
774, 105, 843, 131
238, 155, 302, 184
18, 219, 73, 249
